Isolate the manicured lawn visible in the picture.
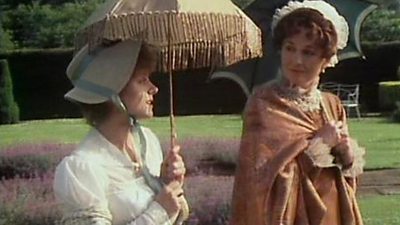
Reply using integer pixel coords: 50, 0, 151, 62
359, 195, 400, 225
0, 115, 243, 147
0, 115, 399, 224
0, 116, 399, 169
348, 117, 400, 169
0, 119, 90, 147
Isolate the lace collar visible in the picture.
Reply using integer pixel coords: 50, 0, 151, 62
274, 80, 322, 113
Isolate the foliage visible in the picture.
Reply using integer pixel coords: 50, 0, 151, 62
2, 0, 101, 49
361, 8, 400, 43
0, 59, 19, 124
378, 81, 400, 111
0, 143, 73, 179
0, 48, 79, 120
160, 138, 239, 175
1, 116, 400, 170
0, 138, 399, 224
0, 22, 14, 51
0, 174, 61, 225
0, 0, 79, 8
185, 176, 232, 224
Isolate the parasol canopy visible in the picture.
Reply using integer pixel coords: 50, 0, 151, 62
73, 2, 263, 222
74, 0, 263, 73
74, 0, 263, 146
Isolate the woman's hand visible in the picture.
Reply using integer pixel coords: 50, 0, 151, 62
332, 135, 354, 169
314, 121, 343, 147
155, 181, 183, 218
161, 145, 186, 184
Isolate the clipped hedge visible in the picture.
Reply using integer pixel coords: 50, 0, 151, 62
0, 49, 247, 120
0, 41, 399, 119
0, 48, 80, 120
0, 59, 19, 124
378, 81, 400, 111
321, 41, 400, 112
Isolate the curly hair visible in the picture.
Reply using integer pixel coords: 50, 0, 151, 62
272, 8, 338, 59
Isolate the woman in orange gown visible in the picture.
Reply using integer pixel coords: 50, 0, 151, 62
230, 1, 365, 225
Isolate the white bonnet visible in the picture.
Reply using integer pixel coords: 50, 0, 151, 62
271, 0, 349, 67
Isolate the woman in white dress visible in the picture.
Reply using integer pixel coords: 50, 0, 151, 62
53, 39, 188, 225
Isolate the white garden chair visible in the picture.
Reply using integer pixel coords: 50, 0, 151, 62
319, 82, 361, 119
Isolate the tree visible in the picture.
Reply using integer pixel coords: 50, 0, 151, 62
0, 21, 14, 51
361, 8, 400, 43
2, 0, 101, 49
0, 59, 19, 124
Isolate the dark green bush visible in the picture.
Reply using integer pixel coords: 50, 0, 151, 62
0, 49, 80, 120
379, 81, 400, 111
361, 8, 400, 43
2, 0, 102, 49
0, 59, 19, 124
0, 155, 52, 179
0, 22, 14, 51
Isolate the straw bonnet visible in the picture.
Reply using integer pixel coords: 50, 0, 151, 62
65, 40, 142, 104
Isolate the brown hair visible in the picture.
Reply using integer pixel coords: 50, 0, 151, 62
79, 43, 158, 126
272, 8, 338, 59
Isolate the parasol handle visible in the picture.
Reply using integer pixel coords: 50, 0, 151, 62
167, 12, 177, 150
169, 68, 177, 149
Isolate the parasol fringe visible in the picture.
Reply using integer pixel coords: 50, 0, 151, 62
75, 12, 262, 72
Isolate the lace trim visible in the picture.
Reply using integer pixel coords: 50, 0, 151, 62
305, 137, 366, 178
305, 137, 335, 168
275, 82, 322, 113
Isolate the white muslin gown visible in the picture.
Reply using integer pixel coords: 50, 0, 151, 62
54, 126, 174, 225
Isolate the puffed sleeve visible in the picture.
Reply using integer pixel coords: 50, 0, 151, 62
54, 155, 113, 225
54, 153, 173, 225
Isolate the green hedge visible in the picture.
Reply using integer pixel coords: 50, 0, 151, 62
0, 42, 399, 120
0, 59, 19, 124
321, 41, 400, 112
0, 49, 247, 120
0, 48, 81, 120
379, 81, 400, 111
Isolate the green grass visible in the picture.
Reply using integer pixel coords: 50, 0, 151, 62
1, 115, 399, 169
359, 195, 400, 225
0, 119, 90, 147
143, 115, 243, 140
348, 117, 400, 169
0, 115, 243, 148
0, 115, 399, 223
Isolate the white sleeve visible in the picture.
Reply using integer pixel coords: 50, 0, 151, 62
54, 156, 173, 225
127, 201, 173, 225
54, 156, 112, 225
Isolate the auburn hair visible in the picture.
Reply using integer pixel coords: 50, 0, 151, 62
272, 8, 338, 59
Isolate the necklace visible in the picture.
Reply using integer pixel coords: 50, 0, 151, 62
275, 81, 322, 113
